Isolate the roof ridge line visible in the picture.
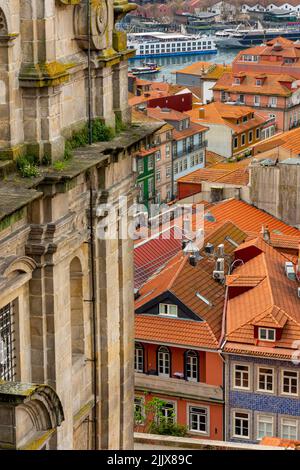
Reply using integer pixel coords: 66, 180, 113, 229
167, 255, 188, 290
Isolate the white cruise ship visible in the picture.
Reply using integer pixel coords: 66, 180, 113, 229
127, 31, 217, 59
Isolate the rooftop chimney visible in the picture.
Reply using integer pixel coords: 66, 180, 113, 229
199, 108, 205, 119
261, 225, 270, 244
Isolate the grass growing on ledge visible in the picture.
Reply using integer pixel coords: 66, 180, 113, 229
64, 119, 115, 160
53, 160, 68, 171
16, 155, 39, 178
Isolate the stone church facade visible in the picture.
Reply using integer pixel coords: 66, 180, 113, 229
0, 0, 160, 450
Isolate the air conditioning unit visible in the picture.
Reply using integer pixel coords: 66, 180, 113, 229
213, 258, 225, 280
213, 270, 225, 281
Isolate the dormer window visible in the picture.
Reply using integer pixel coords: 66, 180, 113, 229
256, 79, 263, 86
258, 327, 276, 341
159, 303, 178, 317
234, 77, 240, 85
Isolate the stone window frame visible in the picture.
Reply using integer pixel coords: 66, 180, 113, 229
279, 414, 300, 440
254, 411, 276, 441
134, 395, 145, 425
280, 368, 299, 398
231, 408, 252, 440
231, 361, 252, 392
186, 402, 210, 437
255, 364, 276, 395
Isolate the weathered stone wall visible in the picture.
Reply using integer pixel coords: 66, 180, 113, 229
0, 0, 135, 160
0, 125, 160, 450
250, 162, 300, 228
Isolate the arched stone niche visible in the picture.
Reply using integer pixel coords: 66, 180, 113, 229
0, 382, 64, 449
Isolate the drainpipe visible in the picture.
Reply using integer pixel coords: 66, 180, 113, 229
88, 176, 98, 450
87, 0, 93, 145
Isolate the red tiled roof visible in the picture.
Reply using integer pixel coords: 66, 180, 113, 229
213, 71, 297, 97
134, 226, 183, 289
172, 121, 208, 140
224, 237, 300, 356
135, 221, 249, 348
135, 315, 218, 349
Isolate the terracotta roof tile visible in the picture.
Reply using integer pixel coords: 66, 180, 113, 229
253, 126, 300, 156
213, 72, 297, 97
206, 151, 226, 167
225, 237, 300, 354
187, 102, 268, 134
135, 315, 218, 349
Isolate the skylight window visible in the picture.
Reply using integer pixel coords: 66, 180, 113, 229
225, 236, 239, 248
204, 212, 216, 222
196, 292, 212, 307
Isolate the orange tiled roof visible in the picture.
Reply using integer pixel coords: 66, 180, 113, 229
187, 102, 267, 134
135, 221, 249, 348
172, 121, 208, 140
253, 126, 300, 156
129, 90, 169, 107
147, 107, 189, 121
213, 71, 297, 97
205, 199, 300, 237
175, 61, 213, 76
260, 437, 300, 449
177, 160, 250, 186
206, 151, 226, 167
224, 237, 300, 355
135, 315, 218, 350
234, 37, 300, 64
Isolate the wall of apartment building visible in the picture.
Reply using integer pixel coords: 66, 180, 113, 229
177, 182, 251, 204
135, 391, 224, 440
225, 354, 300, 444
155, 129, 173, 203
200, 123, 232, 158
232, 61, 300, 80
203, 80, 216, 104
250, 162, 300, 227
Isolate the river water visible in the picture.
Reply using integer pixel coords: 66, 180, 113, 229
129, 50, 239, 83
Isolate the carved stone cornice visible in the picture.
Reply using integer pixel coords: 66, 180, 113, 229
74, 0, 109, 51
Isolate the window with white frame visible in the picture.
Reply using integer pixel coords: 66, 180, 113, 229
257, 367, 274, 392
0, 303, 16, 381
186, 350, 198, 382
134, 396, 145, 424
148, 155, 154, 171
189, 406, 208, 433
159, 303, 178, 317
248, 130, 253, 143
258, 328, 276, 341
254, 95, 260, 106
269, 96, 277, 107
233, 364, 250, 390
256, 127, 260, 140
137, 158, 144, 174
257, 414, 274, 440
281, 418, 298, 440
233, 136, 238, 149
174, 162, 179, 175
166, 166, 171, 179
233, 411, 250, 438
156, 151, 161, 162
256, 79, 263, 86
159, 402, 175, 424
134, 343, 144, 373
241, 134, 246, 146
282, 370, 299, 396
166, 145, 170, 158
158, 346, 170, 377
156, 170, 161, 182
148, 178, 154, 198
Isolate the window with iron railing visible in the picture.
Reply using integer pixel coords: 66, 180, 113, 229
0, 303, 16, 381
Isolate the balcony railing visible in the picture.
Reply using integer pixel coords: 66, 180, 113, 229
135, 372, 223, 403
174, 142, 207, 159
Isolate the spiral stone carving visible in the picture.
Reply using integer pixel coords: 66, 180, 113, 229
74, 0, 109, 51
